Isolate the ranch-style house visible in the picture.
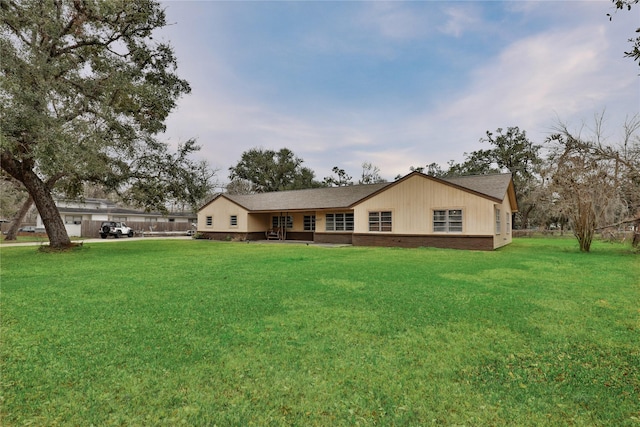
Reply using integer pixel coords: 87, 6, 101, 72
197, 171, 518, 250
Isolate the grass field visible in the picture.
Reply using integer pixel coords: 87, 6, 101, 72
1, 238, 638, 426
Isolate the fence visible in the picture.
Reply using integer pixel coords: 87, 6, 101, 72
82, 220, 193, 238
513, 228, 637, 243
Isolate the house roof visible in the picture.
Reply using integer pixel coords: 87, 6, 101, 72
441, 173, 514, 202
203, 172, 517, 213
56, 206, 195, 218
221, 182, 390, 212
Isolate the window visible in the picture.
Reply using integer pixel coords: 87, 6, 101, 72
506, 212, 511, 234
495, 208, 501, 234
230, 215, 238, 227
369, 211, 392, 232
144, 217, 157, 223
304, 215, 316, 231
206, 216, 213, 227
168, 218, 175, 223
112, 216, 127, 222
65, 215, 82, 225
325, 213, 353, 231
272, 216, 293, 229
433, 209, 463, 232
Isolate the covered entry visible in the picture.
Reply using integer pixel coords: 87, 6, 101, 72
261, 211, 315, 241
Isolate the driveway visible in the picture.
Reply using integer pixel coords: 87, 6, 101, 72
1, 236, 193, 247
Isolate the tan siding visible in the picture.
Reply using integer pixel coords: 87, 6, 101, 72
197, 198, 249, 232
493, 194, 514, 249
248, 213, 269, 232
198, 202, 319, 235
354, 174, 498, 236
286, 212, 311, 232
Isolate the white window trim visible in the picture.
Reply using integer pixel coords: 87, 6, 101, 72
325, 212, 354, 232
433, 208, 464, 233
368, 210, 393, 232
303, 215, 316, 231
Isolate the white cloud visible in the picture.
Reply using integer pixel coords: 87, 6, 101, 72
438, 5, 482, 37
346, 21, 637, 179
159, 1, 639, 183
398, 22, 637, 167
446, 25, 610, 118
358, 2, 431, 41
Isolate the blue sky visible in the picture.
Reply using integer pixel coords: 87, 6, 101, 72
158, 1, 639, 184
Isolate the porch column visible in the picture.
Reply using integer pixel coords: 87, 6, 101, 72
284, 212, 288, 240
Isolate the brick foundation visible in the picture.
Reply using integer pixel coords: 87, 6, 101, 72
352, 233, 494, 250
313, 232, 353, 244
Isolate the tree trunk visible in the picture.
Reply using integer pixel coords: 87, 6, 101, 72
1, 151, 70, 248
519, 204, 534, 229
4, 195, 34, 241
21, 170, 71, 248
573, 200, 595, 252
4, 174, 63, 241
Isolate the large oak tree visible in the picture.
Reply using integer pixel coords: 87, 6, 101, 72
228, 148, 321, 193
1, 0, 193, 248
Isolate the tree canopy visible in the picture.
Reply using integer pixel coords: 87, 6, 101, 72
323, 162, 386, 186
228, 147, 321, 193
406, 127, 542, 228
323, 166, 353, 187
609, 0, 640, 66
1, 0, 205, 248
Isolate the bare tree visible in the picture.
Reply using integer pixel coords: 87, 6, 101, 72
359, 162, 386, 184
323, 167, 353, 187
546, 114, 640, 251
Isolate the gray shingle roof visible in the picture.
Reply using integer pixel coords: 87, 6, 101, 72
441, 173, 513, 202
212, 172, 514, 212
56, 206, 195, 217
224, 182, 390, 211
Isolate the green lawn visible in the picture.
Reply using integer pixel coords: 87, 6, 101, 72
1, 238, 638, 426
1, 235, 50, 244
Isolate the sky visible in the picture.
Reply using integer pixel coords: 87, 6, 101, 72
157, 0, 639, 185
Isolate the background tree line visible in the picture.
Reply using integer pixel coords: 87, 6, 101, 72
226, 117, 639, 252
406, 118, 639, 251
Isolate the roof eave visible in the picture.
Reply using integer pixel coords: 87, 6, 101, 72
352, 171, 506, 207
199, 194, 251, 212
508, 180, 519, 212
